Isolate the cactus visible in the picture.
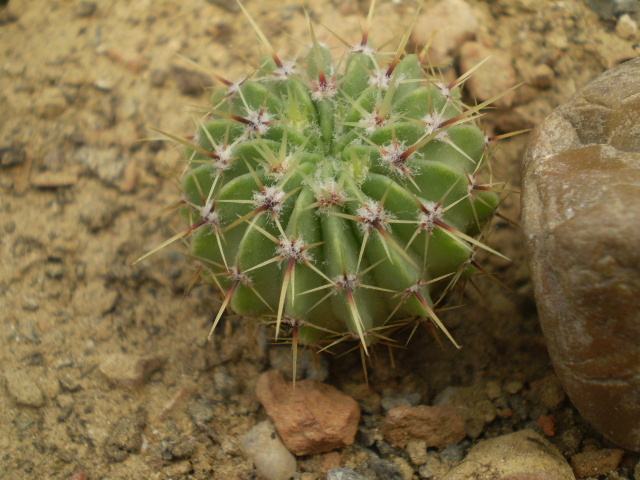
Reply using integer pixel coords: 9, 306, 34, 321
139, 1, 514, 370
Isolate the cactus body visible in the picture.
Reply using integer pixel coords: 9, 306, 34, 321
153, 5, 506, 352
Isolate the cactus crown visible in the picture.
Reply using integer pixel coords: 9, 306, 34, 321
139, 1, 511, 374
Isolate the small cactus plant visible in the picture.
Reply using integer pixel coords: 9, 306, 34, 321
139, 1, 513, 371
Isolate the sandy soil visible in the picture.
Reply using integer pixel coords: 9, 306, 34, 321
1, 0, 639, 479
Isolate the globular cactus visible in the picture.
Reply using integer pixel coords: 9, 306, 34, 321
140, 1, 512, 368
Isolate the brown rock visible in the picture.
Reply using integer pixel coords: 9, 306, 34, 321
411, 0, 478, 65
382, 404, 466, 449
459, 41, 516, 108
571, 449, 625, 479
443, 430, 576, 480
256, 370, 360, 455
522, 57, 640, 451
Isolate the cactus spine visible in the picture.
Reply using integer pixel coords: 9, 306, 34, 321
139, 1, 511, 366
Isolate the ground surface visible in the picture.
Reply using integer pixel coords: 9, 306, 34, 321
1, 0, 639, 479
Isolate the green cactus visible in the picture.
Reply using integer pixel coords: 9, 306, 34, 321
139, 2, 512, 367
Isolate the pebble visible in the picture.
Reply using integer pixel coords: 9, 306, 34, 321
365, 455, 404, 480
212, 366, 241, 398
434, 386, 496, 439
240, 420, 297, 480
538, 413, 557, 437
406, 439, 428, 466
571, 448, 625, 479
74, 1, 97, 18
522, 57, 640, 452
99, 353, 163, 390
0, 143, 27, 166
504, 380, 524, 395
439, 443, 466, 465
35, 87, 68, 119
616, 13, 638, 39
269, 346, 329, 382
30, 172, 78, 189
411, 0, 478, 65
72, 281, 119, 315
382, 405, 466, 449
528, 374, 566, 411
459, 42, 516, 108
326, 467, 369, 480
161, 435, 196, 461
3, 369, 44, 407
103, 409, 147, 462
442, 430, 575, 480
256, 369, 361, 455
391, 457, 414, 480
73, 147, 126, 185
417, 452, 448, 480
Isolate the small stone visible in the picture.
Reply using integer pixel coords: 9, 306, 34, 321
459, 42, 516, 108
538, 414, 557, 437
504, 380, 524, 395
434, 386, 496, 439
72, 281, 118, 315
485, 381, 502, 400
189, 399, 215, 427
391, 457, 414, 480
382, 405, 466, 449
104, 409, 147, 462
35, 87, 68, 119
440, 443, 465, 465
162, 460, 193, 477
162, 435, 196, 461
442, 430, 575, 480
212, 366, 241, 398
406, 439, 428, 466
515, 58, 555, 90
240, 420, 297, 480
3, 369, 44, 407
75, 1, 97, 17
366, 455, 404, 480
99, 354, 163, 390
0, 143, 26, 166
522, 57, 640, 452
616, 13, 638, 40
571, 449, 625, 479
411, 0, 478, 65
74, 147, 126, 185
30, 172, 78, 189
417, 452, 447, 480
256, 370, 360, 455
528, 375, 566, 411
327, 467, 368, 480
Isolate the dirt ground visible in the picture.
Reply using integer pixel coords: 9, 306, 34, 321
1, 0, 639, 479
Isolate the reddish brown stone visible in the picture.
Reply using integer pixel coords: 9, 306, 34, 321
382, 404, 466, 449
571, 449, 625, 479
255, 370, 360, 456
522, 58, 640, 451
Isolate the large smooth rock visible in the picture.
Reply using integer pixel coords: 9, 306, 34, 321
442, 430, 575, 480
522, 58, 640, 451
